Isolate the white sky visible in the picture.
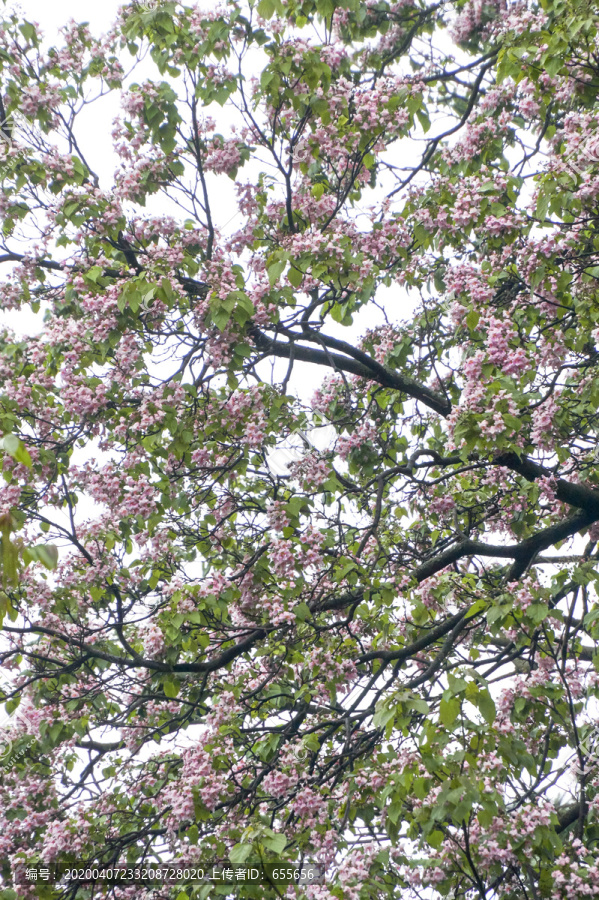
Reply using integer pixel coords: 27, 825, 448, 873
18, 0, 121, 35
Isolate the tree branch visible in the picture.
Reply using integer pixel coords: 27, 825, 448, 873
249, 326, 451, 416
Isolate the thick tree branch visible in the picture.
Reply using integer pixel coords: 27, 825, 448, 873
250, 325, 451, 416
357, 607, 468, 665
0, 251, 209, 297
496, 452, 599, 516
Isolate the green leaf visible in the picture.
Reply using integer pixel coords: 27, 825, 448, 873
86, 265, 103, 284
33, 545, 58, 570
288, 266, 303, 288
478, 806, 494, 828
487, 605, 507, 625
267, 259, 286, 287
476, 691, 496, 725
466, 310, 480, 330
229, 843, 252, 865
5, 696, 20, 715
502, 413, 521, 431
161, 277, 174, 301
416, 108, 431, 133
163, 678, 180, 698
294, 602, 311, 621
465, 598, 486, 619
527, 602, 548, 625
19, 22, 37, 42
262, 832, 286, 854
426, 829, 444, 849
439, 695, 460, 728
0, 516, 18, 588
535, 190, 549, 221
2, 435, 32, 468
211, 303, 233, 330
373, 701, 395, 730
257, 0, 276, 18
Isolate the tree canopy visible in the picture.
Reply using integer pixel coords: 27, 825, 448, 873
1, 0, 599, 897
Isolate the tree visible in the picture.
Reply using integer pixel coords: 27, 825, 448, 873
0, 0, 598, 896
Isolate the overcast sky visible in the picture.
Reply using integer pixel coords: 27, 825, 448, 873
19, 0, 121, 35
